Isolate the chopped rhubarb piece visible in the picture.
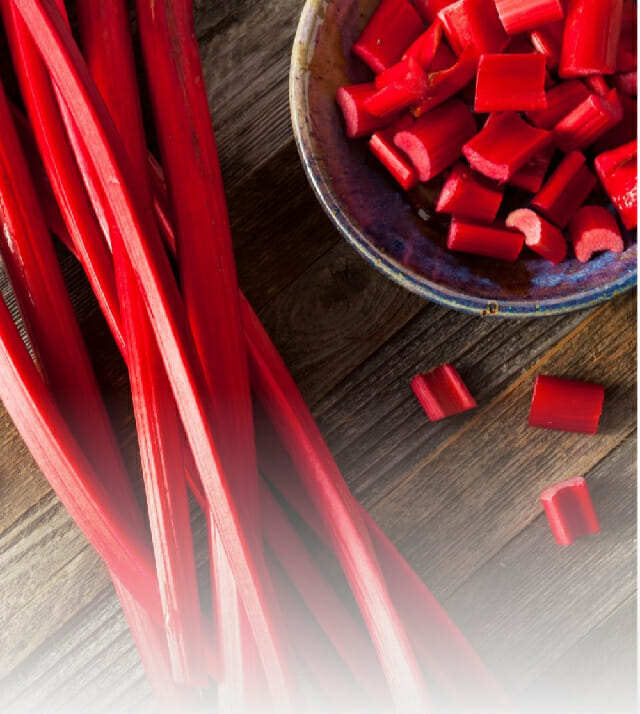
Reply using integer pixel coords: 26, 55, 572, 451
335, 84, 397, 138
436, 162, 504, 222
594, 92, 637, 152
352, 0, 424, 74
411, 365, 476, 421
529, 375, 605, 434
508, 145, 555, 193
403, 20, 444, 69
494, 0, 564, 36
532, 152, 597, 228
611, 70, 637, 96
552, 89, 623, 153
540, 477, 600, 546
369, 118, 419, 190
463, 112, 552, 182
411, 46, 477, 116
394, 99, 476, 181
526, 80, 590, 129
595, 139, 637, 229
506, 208, 567, 263
582, 75, 610, 97
569, 206, 624, 262
438, 0, 508, 57
474, 53, 547, 112
414, 0, 456, 22
616, 2, 637, 72
529, 20, 564, 70
447, 217, 524, 261
366, 58, 428, 116
430, 40, 458, 72
560, 0, 624, 77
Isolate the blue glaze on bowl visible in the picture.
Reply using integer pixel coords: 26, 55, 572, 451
290, 0, 637, 317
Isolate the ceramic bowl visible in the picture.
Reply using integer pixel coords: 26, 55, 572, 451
290, 0, 637, 316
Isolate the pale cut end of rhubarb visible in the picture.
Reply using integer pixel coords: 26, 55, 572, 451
569, 206, 624, 263
540, 476, 600, 546
506, 208, 567, 264
335, 84, 392, 139
411, 364, 477, 421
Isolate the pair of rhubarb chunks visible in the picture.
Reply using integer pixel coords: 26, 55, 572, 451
337, 0, 637, 267
412, 367, 604, 546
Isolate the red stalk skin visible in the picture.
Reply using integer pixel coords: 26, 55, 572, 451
569, 205, 624, 262
73, 0, 205, 685
352, 0, 424, 74
411, 365, 476, 421
402, 20, 444, 69
411, 46, 477, 117
553, 89, 624, 153
508, 144, 555, 193
582, 75, 610, 97
369, 118, 419, 191
503, 34, 536, 54
438, 0, 508, 57
474, 53, 547, 112
531, 151, 597, 228
611, 70, 638, 96
14, 1, 294, 708
436, 161, 504, 222
540, 477, 600, 546
616, 2, 637, 72
253, 410, 508, 711
594, 92, 637, 152
506, 208, 567, 263
526, 79, 591, 130
335, 84, 399, 138
528, 374, 605, 435
414, 0, 456, 22
462, 112, 553, 182
395, 99, 476, 181
595, 139, 638, 230
365, 58, 429, 116
447, 217, 524, 260
429, 39, 458, 72
529, 20, 564, 71
559, 0, 624, 77
494, 0, 564, 36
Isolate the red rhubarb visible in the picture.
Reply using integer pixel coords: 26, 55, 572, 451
560, 0, 624, 77
366, 58, 428, 116
528, 374, 605, 434
447, 217, 524, 261
540, 477, 600, 546
531, 151, 597, 228
611, 70, 638, 96
595, 139, 638, 230
463, 112, 552, 182
336, 84, 398, 138
583, 75, 611, 97
352, 0, 424, 73
552, 89, 623, 153
414, 0, 456, 22
438, 0, 508, 57
526, 80, 590, 129
495, 0, 564, 36
474, 53, 547, 112
369, 118, 419, 190
508, 145, 555, 193
506, 208, 567, 263
411, 365, 476, 421
529, 21, 564, 71
403, 20, 444, 69
594, 92, 637, 152
436, 161, 504, 222
411, 46, 477, 116
569, 206, 624, 262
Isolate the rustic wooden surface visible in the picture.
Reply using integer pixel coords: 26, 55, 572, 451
0, 1, 636, 712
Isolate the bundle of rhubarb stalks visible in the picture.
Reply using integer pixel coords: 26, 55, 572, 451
337, 0, 637, 264
0, 1, 509, 712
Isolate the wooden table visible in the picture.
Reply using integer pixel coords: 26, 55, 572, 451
1, 2, 636, 711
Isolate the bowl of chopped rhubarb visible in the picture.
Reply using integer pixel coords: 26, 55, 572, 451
290, 0, 637, 316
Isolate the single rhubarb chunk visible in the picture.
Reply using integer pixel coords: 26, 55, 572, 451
532, 152, 597, 228
495, 0, 564, 36
335, 84, 398, 138
352, 0, 424, 74
411, 365, 476, 421
366, 58, 428, 116
369, 118, 419, 190
529, 375, 605, 434
529, 21, 564, 70
394, 99, 476, 181
447, 217, 524, 260
526, 80, 590, 129
474, 53, 547, 112
438, 0, 508, 57
569, 206, 624, 262
582, 75, 610, 97
552, 89, 623, 153
411, 46, 477, 117
560, 0, 624, 77
540, 477, 600, 546
463, 112, 552, 182
403, 21, 444, 69
414, 0, 456, 22
508, 145, 554, 193
595, 140, 638, 229
594, 92, 637, 152
506, 208, 567, 263
436, 162, 504, 222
